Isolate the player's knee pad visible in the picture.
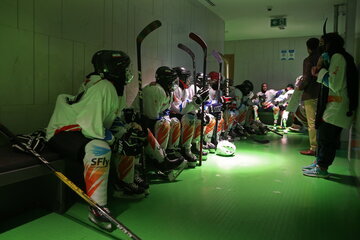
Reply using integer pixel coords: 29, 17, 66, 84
145, 129, 166, 163
154, 117, 170, 149
83, 139, 111, 206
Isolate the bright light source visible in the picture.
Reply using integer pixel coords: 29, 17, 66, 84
212, 150, 277, 170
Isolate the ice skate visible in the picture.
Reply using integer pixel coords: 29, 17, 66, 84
181, 147, 197, 168
166, 148, 183, 160
191, 143, 208, 160
88, 206, 115, 232
204, 142, 216, 153
134, 173, 150, 195
163, 159, 188, 181
113, 181, 146, 199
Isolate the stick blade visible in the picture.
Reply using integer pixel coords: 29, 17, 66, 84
218, 52, 229, 64
253, 138, 270, 144
212, 50, 223, 63
189, 32, 207, 51
178, 43, 195, 60
136, 20, 162, 44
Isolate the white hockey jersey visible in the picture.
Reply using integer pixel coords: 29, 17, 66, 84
171, 84, 199, 114
132, 82, 172, 120
46, 75, 122, 141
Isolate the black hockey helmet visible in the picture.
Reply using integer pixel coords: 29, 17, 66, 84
91, 50, 133, 96
156, 66, 178, 93
236, 80, 254, 95
173, 67, 191, 80
173, 66, 191, 89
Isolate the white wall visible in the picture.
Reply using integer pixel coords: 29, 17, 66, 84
224, 36, 315, 92
0, 0, 224, 134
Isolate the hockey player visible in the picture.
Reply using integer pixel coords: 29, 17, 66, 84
171, 67, 209, 167
252, 83, 278, 126
273, 84, 295, 132
185, 72, 211, 158
131, 66, 188, 178
227, 80, 256, 138
203, 71, 223, 152
46, 50, 140, 231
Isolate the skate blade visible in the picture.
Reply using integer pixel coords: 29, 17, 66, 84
88, 215, 115, 232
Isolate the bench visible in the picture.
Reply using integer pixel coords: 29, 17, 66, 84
0, 143, 68, 221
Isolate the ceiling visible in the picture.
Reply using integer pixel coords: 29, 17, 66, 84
198, 0, 347, 41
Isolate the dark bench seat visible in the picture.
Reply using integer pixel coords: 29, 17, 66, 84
0, 145, 67, 220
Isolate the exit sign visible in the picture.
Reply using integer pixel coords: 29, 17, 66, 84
270, 18, 287, 27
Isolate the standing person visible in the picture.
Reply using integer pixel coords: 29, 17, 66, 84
46, 50, 137, 231
298, 38, 321, 156
303, 32, 358, 177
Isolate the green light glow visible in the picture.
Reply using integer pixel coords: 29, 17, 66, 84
213, 154, 264, 169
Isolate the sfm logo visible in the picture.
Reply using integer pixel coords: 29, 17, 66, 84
91, 158, 109, 167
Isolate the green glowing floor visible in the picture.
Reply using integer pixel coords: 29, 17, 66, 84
1, 132, 360, 240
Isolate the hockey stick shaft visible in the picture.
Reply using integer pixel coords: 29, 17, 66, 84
136, 20, 162, 114
136, 20, 161, 187
0, 123, 141, 240
219, 52, 229, 80
211, 50, 223, 146
189, 32, 207, 166
177, 43, 197, 93
265, 126, 284, 137
218, 52, 230, 97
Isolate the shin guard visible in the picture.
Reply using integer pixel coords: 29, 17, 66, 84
181, 114, 196, 149
204, 114, 216, 143
83, 140, 111, 206
145, 129, 166, 163
113, 154, 135, 184
167, 117, 181, 150
154, 117, 170, 150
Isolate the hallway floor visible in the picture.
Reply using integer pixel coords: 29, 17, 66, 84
1, 131, 360, 240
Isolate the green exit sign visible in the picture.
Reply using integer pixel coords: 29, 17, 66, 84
271, 18, 287, 27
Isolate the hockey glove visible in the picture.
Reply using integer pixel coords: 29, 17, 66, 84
193, 88, 210, 105
122, 108, 140, 123
117, 128, 147, 156
196, 112, 211, 126
12, 130, 47, 153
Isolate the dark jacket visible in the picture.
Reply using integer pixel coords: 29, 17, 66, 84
298, 52, 321, 100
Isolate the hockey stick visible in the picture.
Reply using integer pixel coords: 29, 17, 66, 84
189, 32, 207, 166
137, 20, 162, 114
0, 123, 141, 240
136, 20, 162, 184
251, 137, 270, 144
218, 52, 230, 97
211, 50, 223, 146
264, 126, 284, 137
177, 43, 197, 93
